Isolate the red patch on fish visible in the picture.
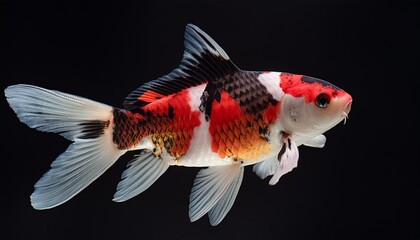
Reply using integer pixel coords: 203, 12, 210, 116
279, 73, 346, 103
263, 101, 281, 124
209, 91, 244, 157
209, 91, 273, 159
140, 89, 201, 157
138, 90, 166, 103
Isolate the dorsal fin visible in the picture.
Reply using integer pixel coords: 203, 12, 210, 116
123, 24, 240, 111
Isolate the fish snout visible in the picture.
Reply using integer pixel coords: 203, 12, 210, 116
340, 96, 352, 124
344, 99, 352, 115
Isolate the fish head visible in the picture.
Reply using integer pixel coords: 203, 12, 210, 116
279, 73, 352, 138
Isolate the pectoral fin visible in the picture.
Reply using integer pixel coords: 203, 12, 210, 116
303, 134, 326, 148
269, 138, 299, 185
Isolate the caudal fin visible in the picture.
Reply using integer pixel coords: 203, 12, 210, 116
5, 84, 125, 209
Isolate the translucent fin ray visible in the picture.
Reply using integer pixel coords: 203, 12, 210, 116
208, 167, 244, 226
5, 84, 113, 141
253, 155, 279, 179
113, 151, 169, 202
303, 134, 326, 148
5, 84, 125, 209
189, 163, 242, 223
31, 137, 124, 209
123, 24, 239, 111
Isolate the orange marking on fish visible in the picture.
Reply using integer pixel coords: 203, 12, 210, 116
209, 91, 272, 160
138, 90, 167, 103
263, 101, 281, 124
142, 89, 201, 157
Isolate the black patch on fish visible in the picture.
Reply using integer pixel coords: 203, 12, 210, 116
112, 108, 144, 149
301, 75, 341, 90
168, 105, 175, 119
200, 70, 278, 119
278, 143, 287, 161
258, 126, 269, 141
123, 25, 239, 113
79, 120, 110, 139
163, 135, 174, 154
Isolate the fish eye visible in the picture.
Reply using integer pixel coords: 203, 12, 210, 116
315, 93, 330, 108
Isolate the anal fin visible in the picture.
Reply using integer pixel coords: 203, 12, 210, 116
113, 151, 169, 202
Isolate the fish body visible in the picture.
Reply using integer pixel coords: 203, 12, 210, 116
113, 71, 281, 167
4, 24, 352, 225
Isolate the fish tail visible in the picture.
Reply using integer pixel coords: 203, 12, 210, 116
4, 84, 125, 209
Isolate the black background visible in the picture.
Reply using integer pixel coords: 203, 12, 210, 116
1, 0, 419, 239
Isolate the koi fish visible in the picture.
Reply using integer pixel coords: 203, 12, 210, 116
4, 24, 352, 226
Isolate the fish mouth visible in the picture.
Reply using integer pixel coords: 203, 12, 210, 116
342, 100, 352, 124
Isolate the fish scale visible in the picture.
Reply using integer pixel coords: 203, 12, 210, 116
112, 109, 144, 150
227, 71, 275, 115
208, 90, 274, 160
